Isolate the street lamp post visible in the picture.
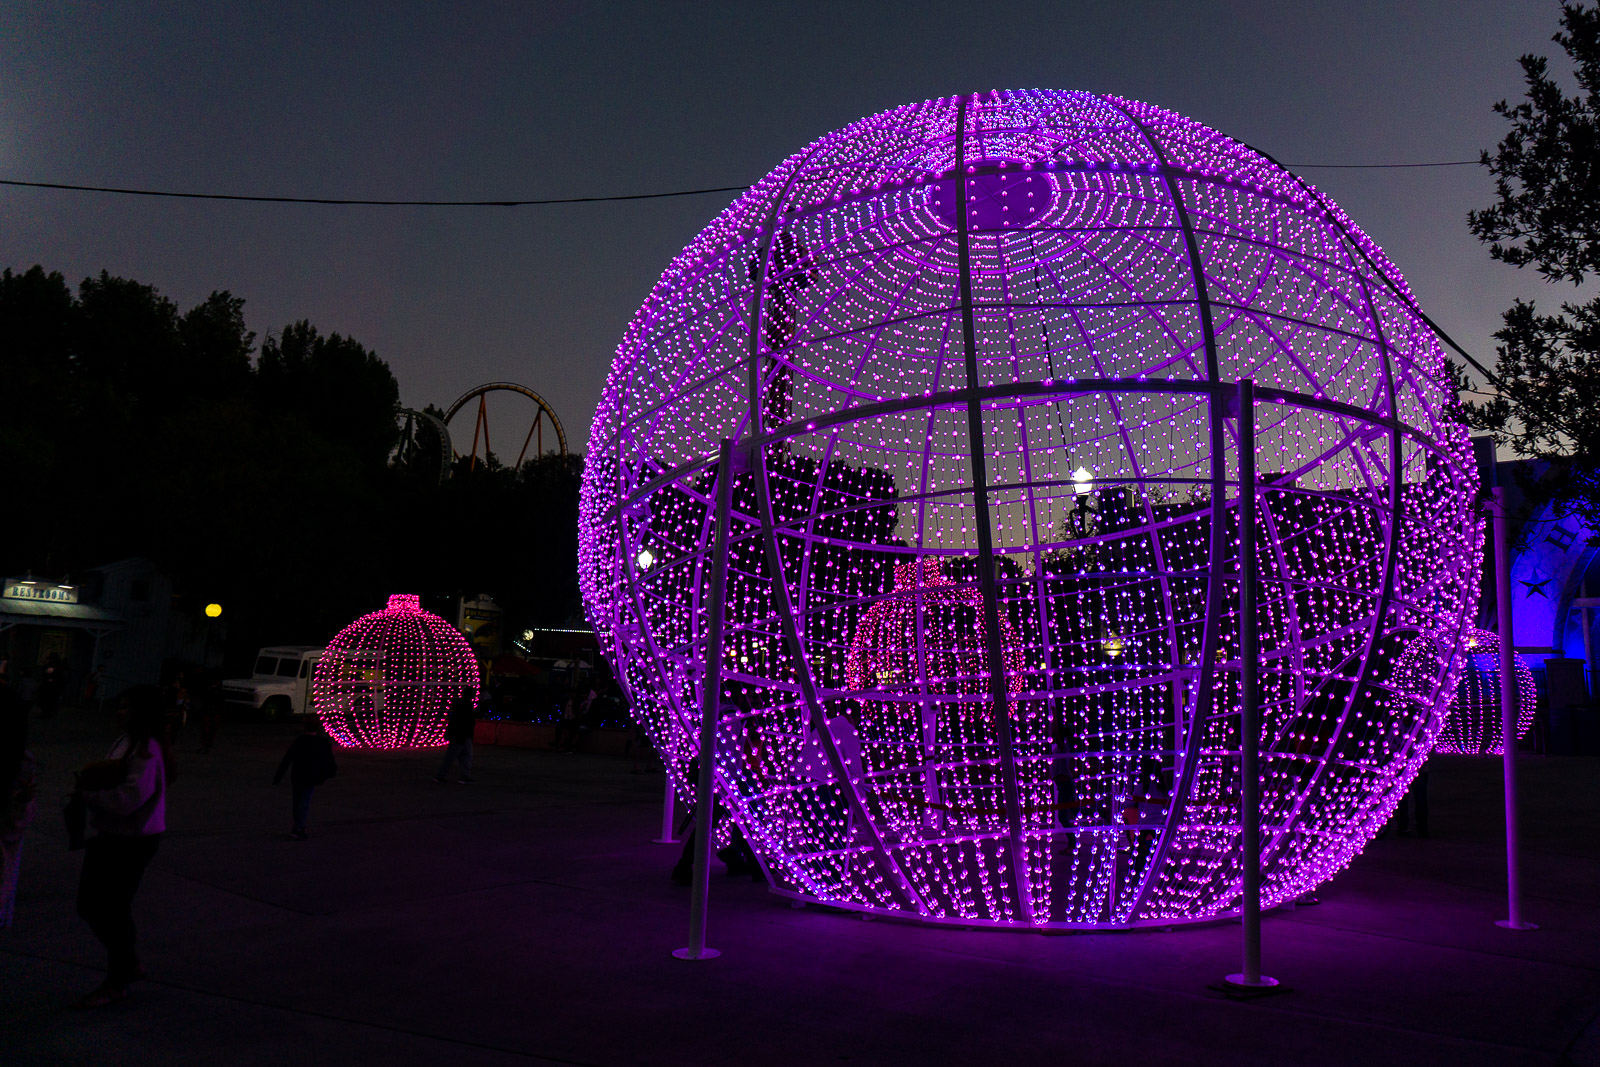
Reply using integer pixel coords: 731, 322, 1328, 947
1491, 486, 1537, 932
674, 438, 738, 961
1223, 378, 1279, 993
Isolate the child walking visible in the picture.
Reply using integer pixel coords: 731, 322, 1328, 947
274, 717, 337, 840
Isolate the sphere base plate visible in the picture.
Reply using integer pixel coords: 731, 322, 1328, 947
1213, 974, 1288, 1000
673, 947, 721, 960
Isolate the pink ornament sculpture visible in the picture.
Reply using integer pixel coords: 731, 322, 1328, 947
579, 91, 1483, 928
844, 558, 1027, 836
313, 594, 480, 749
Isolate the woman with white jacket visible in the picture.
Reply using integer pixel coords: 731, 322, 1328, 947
74, 684, 172, 1008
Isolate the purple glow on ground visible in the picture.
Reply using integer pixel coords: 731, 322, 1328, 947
579, 90, 1481, 928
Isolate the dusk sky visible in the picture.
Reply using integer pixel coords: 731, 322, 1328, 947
1, 1, 1567, 451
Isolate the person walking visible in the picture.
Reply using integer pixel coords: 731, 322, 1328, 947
1395, 758, 1431, 838
434, 691, 478, 783
670, 755, 762, 885
0, 682, 37, 928
274, 717, 337, 840
166, 671, 190, 745
197, 678, 224, 755
36, 654, 65, 719
73, 684, 173, 1008
552, 687, 587, 751
16, 668, 37, 715
83, 664, 104, 708
671, 687, 762, 885
572, 686, 606, 753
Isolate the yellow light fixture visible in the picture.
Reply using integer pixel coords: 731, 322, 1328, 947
205, 603, 223, 618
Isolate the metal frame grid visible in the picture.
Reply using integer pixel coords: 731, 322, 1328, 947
578, 90, 1482, 928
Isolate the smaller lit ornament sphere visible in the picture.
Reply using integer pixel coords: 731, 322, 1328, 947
313, 593, 480, 749
1434, 628, 1535, 756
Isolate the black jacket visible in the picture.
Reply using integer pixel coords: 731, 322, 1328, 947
275, 732, 337, 786
444, 696, 478, 742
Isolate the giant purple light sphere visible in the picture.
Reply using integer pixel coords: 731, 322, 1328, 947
579, 91, 1482, 928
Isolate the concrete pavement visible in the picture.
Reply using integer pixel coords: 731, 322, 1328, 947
3, 706, 1598, 1066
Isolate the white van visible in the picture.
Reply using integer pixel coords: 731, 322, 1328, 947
222, 646, 323, 719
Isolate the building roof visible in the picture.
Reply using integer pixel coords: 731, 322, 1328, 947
0, 598, 124, 629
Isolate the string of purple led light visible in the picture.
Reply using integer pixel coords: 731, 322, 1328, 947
579, 90, 1481, 929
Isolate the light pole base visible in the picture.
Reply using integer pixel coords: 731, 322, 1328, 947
1223, 973, 1279, 989
1213, 974, 1286, 1000
672, 947, 721, 960
653, 837, 679, 845
1495, 919, 1538, 931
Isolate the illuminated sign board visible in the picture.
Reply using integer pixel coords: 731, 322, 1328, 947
2, 580, 79, 604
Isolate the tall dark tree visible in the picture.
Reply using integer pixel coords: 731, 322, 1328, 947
1466, 2, 1600, 524
0, 266, 74, 374
0, 267, 80, 569
257, 320, 399, 468
72, 271, 182, 391
178, 292, 256, 399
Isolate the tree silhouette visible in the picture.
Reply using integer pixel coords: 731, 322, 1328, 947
257, 320, 399, 469
0, 264, 585, 676
1466, 2, 1600, 527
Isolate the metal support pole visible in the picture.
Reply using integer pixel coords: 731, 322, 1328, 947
1226, 378, 1278, 990
675, 438, 736, 960
953, 96, 1034, 923
1492, 486, 1537, 931
654, 774, 678, 844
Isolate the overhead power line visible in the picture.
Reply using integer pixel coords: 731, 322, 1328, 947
4, 158, 1503, 391
0, 178, 751, 206
0, 158, 1481, 207
1283, 159, 1478, 169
